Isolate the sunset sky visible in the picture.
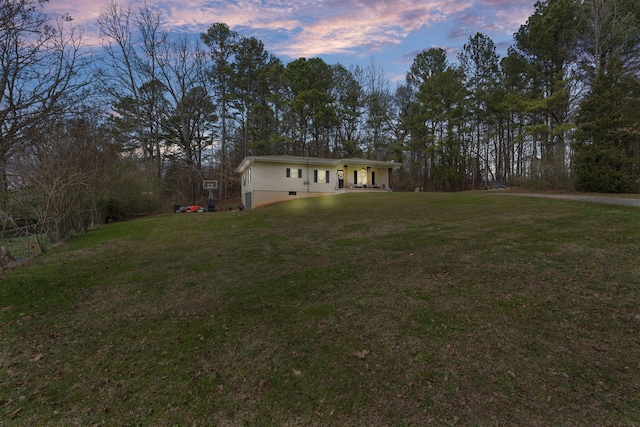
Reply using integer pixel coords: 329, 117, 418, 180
44, 0, 536, 81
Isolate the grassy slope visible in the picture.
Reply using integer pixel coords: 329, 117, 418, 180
1, 192, 639, 425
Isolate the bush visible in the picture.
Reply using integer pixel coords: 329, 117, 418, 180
574, 143, 639, 193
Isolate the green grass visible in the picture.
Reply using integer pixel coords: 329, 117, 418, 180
1, 192, 640, 425
0, 233, 48, 261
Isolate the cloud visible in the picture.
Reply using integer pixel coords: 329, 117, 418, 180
493, 6, 535, 33
447, 12, 505, 41
264, 0, 461, 58
44, 0, 103, 24
69, 0, 471, 57
42, 0, 535, 76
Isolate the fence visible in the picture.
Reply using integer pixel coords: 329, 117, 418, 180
1, 209, 103, 264
1, 223, 47, 261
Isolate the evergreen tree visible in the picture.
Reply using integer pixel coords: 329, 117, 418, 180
405, 48, 467, 190
201, 23, 240, 202
458, 33, 500, 187
283, 58, 336, 157
573, 0, 640, 192
574, 68, 639, 192
233, 36, 271, 160
331, 64, 364, 157
514, 0, 580, 186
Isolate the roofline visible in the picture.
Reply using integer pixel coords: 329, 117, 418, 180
235, 155, 400, 173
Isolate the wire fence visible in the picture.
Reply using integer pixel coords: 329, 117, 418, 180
1, 209, 103, 265
1, 223, 44, 261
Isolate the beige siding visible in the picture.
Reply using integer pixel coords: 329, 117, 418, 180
253, 162, 338, 193
239, 156, 397, 209
254, 162, 312, 192
245, 162, 336, 209
240, 168, 254, 208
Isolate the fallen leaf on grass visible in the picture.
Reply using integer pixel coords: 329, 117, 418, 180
259, 379, 271, 390
353, 350, 369, 360
30, 353, 43, 362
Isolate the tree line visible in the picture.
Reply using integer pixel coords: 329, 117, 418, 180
1, 0, 639, 238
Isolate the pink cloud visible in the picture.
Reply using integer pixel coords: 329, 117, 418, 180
269, 0, 456, 57
477, 0, 526, 7
493, 6, 535, 33
43, 0, 103, 24
41, 0, 535, 62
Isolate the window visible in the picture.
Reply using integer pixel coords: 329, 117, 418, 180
314, 170, 330, 183
286, 168, 302, 178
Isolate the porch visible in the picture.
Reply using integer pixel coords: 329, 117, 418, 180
335, 186, 392, 194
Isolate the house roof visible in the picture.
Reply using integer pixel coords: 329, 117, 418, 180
236, 155, 399, 173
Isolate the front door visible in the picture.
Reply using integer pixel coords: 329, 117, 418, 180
337, 170, 344, 188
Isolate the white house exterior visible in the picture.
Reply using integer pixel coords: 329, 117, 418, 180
236, 155, 400, 210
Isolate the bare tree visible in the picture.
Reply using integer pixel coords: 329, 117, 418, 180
0, 0, 91, 193
158, 36, 216, 203
11, 115, 117, 250
361, 60, 393, 160
98, 0, 169, 177
578, 0, 640, 80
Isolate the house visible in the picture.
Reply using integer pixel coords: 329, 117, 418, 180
235, 155, 400, 210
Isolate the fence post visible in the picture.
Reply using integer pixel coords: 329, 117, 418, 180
26, 227, 31, 259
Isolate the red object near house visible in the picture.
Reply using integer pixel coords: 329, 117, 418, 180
189, 205, 200, 212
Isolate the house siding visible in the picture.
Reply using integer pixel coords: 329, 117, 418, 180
237, 156, 398, 210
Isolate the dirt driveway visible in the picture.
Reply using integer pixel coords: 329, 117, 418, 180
491, 191, 640, 207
